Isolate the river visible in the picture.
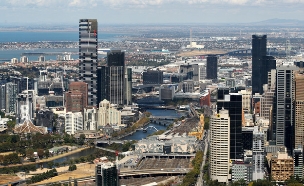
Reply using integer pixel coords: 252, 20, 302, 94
121, 109, 186, 141
40, 109, 185, 165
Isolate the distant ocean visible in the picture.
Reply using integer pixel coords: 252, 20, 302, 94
0, 31, 123, 42
0, 31, 122, 61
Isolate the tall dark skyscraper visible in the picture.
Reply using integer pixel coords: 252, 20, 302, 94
107, 50, 125, 67
97, 50, 127, 106
252, 35, 267, 95
206, 55, 218, 80
272, 65, 298, 152
217, 90, 243, 160
79, 19, 98, 106
260, 56, 276, 91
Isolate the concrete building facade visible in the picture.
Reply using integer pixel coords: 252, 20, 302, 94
295, 71, 304, 148
65, 112, 83, 135
79, 19, 98, 106
210, 109, 230, 183
97, 99, 121, 127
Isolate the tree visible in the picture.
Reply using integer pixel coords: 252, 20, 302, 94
37, 149, 44, 159
26, 148, 34, 158
44, 150, 50, 159
47, 162, 54, 169
78, 134, 85, 145
231, 179, 246, 186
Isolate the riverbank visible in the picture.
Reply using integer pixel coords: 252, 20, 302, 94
0, 146, 91, 168
117, 121, 150, 140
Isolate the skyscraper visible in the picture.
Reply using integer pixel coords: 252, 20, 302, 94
293, 146, 303, 179
273, 65, 298, 151
217, 90, 243, 160
79, 19, 98, 106
252, 127, 264, 181
294, 71, 304, 148
260, 56, 276, 91
210, 109, 230, 183
252, 35, 267, 95
97, 50, 126, 106
95, 163, 119, 186
206, 55, 218, 80
5, 82, 18, 114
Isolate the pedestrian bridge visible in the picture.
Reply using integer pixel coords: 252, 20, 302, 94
149, 116, 178, 120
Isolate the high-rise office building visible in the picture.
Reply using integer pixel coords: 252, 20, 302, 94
295, 72, 304, 148
5, 82, 18, 114
69, 81, 88, 109
206, 55, 218, 80
260, 69, 276, 121
79, 19, 98, 106
97, 50, 126, 106
260, 56, 276, 90
293, 146, 303, 179
252, 127, 264, 180
252, 35, 267, 95
210, 109, 230, 183
179, 64, 194, 80
65, 91, 84, 112
95, 162, 119, 186
125, 68, 132, 105
143, 69, 163, 84
217, 90, 243, 160
273, 65, 298, 151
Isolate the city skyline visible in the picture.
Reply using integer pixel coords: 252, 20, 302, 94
1, 0, 304, 25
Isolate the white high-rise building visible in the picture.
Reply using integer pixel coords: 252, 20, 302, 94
210, 109, 230, 183
83, 107, 98, 130
65, 112, 83, 134
11, 58, 18, 63
38, 56, 45, 62
252, 126, 264, 180
20, 56, 28, 63
97, 99, 121, 127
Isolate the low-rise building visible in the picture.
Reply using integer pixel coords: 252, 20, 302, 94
271, 151, 294, 182
231, 161, 252, 182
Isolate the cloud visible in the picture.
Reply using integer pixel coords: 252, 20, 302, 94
3, 0, 304, 9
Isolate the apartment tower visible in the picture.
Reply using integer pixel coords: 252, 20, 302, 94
210, 109, 230, 183
79, 19, 98, 106
295, 71, 304, 148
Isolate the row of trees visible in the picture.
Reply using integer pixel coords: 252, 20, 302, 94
111, 113, 150, 138
180, 151, 203, 186
26, 168, 58, 184
0, 164, 36, 174
0, 153, 21, 165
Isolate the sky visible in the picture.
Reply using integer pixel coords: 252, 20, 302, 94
1, 0, 304, 25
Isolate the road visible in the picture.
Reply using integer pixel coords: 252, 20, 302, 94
196, 129, 209, 186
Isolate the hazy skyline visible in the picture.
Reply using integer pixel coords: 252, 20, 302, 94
1, 0, 304, 25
